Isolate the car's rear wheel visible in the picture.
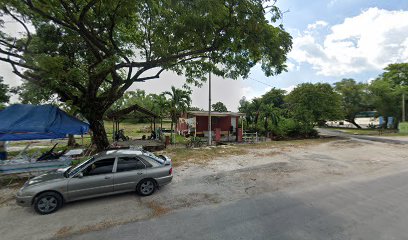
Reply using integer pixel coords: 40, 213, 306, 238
137, 179, 156, 196
33, 192, 62, 215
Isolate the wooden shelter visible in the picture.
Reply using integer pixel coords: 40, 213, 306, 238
106, 104, 159, 141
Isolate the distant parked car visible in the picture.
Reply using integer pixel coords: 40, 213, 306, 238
16, 149, 173, 214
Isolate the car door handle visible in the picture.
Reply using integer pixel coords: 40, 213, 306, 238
104, 176, 111, 179
137, 172, 143, 175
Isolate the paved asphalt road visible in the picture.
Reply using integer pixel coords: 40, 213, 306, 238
68, 169, 408, 240
318, 128, 408, 144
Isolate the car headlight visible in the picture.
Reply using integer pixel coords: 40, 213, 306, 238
17, 188, 24, 196
17, 186, 34, 197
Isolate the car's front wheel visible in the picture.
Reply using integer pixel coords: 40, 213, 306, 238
137, 179, 156, 196
33, 192, 63, 214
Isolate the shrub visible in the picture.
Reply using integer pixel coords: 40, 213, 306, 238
270, 118, 318, 139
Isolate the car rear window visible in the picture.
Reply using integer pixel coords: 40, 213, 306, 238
138, 156, 161, 167
116, 157, 145, 172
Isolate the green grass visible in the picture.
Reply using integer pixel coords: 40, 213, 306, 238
4, 120, 336, 166
7, 120, 172, 146
104, 119, 172, 139
7, 145, 68, 158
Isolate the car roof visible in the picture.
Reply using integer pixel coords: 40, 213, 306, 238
95, 149, 144, 158
91, 149, 166, 165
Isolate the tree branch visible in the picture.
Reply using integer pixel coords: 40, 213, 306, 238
0, 48, 24, 59
25, 0, 78, 31
135, 68, 166, 82
115, 47, 216, 70
0, 56, 40, 71
79, 0, 100, 23
2, 7, 32, 51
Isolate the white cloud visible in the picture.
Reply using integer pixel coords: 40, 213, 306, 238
289, 8, 408, 77
307, 20, 328, 30
286, 60, 300, 72
241, 85, 276, 101
282, 85, 296, 93
328, 0, 338, 8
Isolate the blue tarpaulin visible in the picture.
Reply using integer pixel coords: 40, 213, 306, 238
0, 104, 89, 141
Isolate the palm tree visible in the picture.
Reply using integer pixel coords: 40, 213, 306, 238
164, 86, 191, 143
153, 94, 169, 131
261, 104, 280, 131
251, 98, 263, 129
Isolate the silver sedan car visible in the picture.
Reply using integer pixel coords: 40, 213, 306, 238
16, 149, 173, 214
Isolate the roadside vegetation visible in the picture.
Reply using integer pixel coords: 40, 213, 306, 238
238, 63, 408, 139
0, 0, 292, 151
239, 83, 343, 139
0, 1, 406, 166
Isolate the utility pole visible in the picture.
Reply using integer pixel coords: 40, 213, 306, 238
400, 72, 406, 122
403, 92, 406, 122
208, 71, 212, 145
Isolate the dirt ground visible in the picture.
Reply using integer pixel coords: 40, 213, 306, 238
1, 137, 408, 240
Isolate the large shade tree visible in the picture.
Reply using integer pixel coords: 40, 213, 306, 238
334, 78, 369, 128
286, 83, 343, 126
0, 0, 292, 150
367, 63, 408, 125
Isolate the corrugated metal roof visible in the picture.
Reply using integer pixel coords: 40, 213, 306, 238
187, 111, 245, 117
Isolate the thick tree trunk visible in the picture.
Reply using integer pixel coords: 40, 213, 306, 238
170, 120, 174, 144
348, 118, 362, 129
87, 115, 110, 151
67, 134, 76, 147
264, 116, 268, 131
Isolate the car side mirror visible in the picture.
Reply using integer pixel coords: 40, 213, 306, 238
76, 172, 84, 178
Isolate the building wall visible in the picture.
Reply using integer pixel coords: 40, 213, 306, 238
196, 116, 208, 132
196, 116, 232, 132
177, 121, 189, 132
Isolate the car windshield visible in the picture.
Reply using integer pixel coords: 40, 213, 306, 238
66, 157, 94, 177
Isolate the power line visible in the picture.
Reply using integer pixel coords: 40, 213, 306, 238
246, 76, 275, 88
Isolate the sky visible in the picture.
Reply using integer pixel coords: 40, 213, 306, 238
1, 0, 408, 111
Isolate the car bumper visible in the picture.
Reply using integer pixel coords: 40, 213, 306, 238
16, 194, 33, 207
155, 175, 173, 186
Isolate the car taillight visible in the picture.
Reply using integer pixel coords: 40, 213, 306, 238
169, 167, 173, 175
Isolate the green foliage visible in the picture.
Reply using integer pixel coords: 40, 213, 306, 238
164, 86, 191, 141
239, 88, 285, 133
270, 118, 318, 139
212, 101, 228, 112
185, 136, 203, 148
286, 83, 343, 126
261, 88, 286, 108
368, 63, 408, 123
368, 77, 401, 122
334, 78, 369, 128
12, 82, 57, 104
0, 76, 10, 105
164, 86, 192, 121
382, 63, 408, 86
0, 0, 292, 150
